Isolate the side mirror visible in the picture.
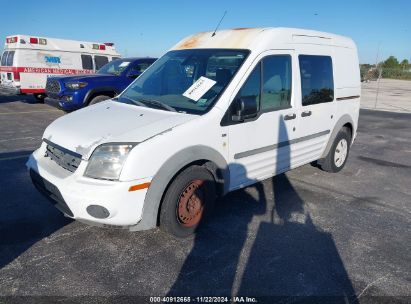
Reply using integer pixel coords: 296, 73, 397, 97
231, 97, 258, 122
128, 70, 141, 79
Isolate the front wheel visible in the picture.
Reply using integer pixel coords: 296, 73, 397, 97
319, 127, 352, 173
159, 165, 216, 238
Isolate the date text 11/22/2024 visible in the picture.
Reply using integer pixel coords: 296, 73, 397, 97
149, 296, 258, 303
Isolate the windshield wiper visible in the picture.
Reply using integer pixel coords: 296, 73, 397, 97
117, 96, 148, 107
137, 98, 177, 112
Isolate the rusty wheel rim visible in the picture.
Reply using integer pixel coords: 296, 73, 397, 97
177, 179, 205, 227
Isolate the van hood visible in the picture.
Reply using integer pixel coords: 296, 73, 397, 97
43, 100, 197, 159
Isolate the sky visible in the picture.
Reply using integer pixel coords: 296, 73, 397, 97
1, 0, 410, 64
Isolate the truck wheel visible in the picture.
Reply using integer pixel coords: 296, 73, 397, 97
160, 165, 216, 238
34, 94, 45, 103
89, 95, 111, 105
320, 127, 351, 173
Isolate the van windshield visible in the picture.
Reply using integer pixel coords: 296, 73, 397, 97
97, 59, 130, 76
117, 49, 249, 114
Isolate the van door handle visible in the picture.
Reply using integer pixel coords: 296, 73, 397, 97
301, 111, 312, 117
284, 113, 296, 120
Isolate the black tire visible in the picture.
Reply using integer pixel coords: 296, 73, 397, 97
34, 94, 45, 103
320, 127, 352, 173
89, 95, 111, 105
159, 165, 216, 238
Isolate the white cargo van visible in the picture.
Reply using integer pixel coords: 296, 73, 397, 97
27, 28, 360, 237
0, 35, 120, 101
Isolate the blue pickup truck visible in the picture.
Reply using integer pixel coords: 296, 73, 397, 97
45, 57, 157, 111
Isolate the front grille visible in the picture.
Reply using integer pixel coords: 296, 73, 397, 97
44, 139, 82, 173
30, 169, 74, 217
45, 79, 61, 94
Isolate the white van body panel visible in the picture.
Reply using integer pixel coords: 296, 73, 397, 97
27, 28, 360, 229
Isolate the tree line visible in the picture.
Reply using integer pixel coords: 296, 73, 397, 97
361, 56, 411, 81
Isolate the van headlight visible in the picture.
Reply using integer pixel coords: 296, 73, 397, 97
84, 144, 135, 180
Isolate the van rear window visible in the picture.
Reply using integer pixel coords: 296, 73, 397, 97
95, 56, 109, 70
0, 52, 6, 66
81, 54, 93, 70
1, 51, 15, 66
6, 51, 15, 66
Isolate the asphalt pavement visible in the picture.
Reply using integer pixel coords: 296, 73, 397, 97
0, 96, 410, 303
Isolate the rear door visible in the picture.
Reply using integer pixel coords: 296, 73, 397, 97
227, 50, 299, 190
0, 51, 8, 83
0, 51, 15, 85
293, 54, 336, 166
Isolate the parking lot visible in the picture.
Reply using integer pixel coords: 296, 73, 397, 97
361, 79, 411, 113
0, 92, 410, 302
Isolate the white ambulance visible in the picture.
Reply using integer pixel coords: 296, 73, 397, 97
0, 35, 121, 101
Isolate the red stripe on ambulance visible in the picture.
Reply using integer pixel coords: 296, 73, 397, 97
0, 66, 94, 75
20, 88, 45, 94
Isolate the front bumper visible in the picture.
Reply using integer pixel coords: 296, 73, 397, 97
26, 145, 151, 228
44, 97, 63, 109
0, 83, 21, 95
45, 96, 79, 111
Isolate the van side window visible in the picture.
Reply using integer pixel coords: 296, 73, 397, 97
235, 62, 261, 111
299, 55, 334, 106
262, 55, 292, 111
94, 56, 109, 70
81, 55, 93, 70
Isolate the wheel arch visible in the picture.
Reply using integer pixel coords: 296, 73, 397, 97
129, 145, 229, 231
84, 87, 119, 105
321, 114, 355, 159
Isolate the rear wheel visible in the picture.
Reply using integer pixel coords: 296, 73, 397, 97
160, 165, 216, 238
34, 94, 45, 103
89, 95, 111, 105
319, 127, 351, 173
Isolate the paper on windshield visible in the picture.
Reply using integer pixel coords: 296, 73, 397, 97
119, 62, 131, 67
183, 76, 216, 102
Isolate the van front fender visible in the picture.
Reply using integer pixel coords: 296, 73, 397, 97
129, 145, 229, 231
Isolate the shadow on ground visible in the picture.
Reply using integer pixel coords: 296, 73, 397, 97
0, 151, 71, 269
0, 94, 37, 104
168, 119, 359, 302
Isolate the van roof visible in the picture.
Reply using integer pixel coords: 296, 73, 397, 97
171, 27, 356, 51
4, 34, 120, 56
